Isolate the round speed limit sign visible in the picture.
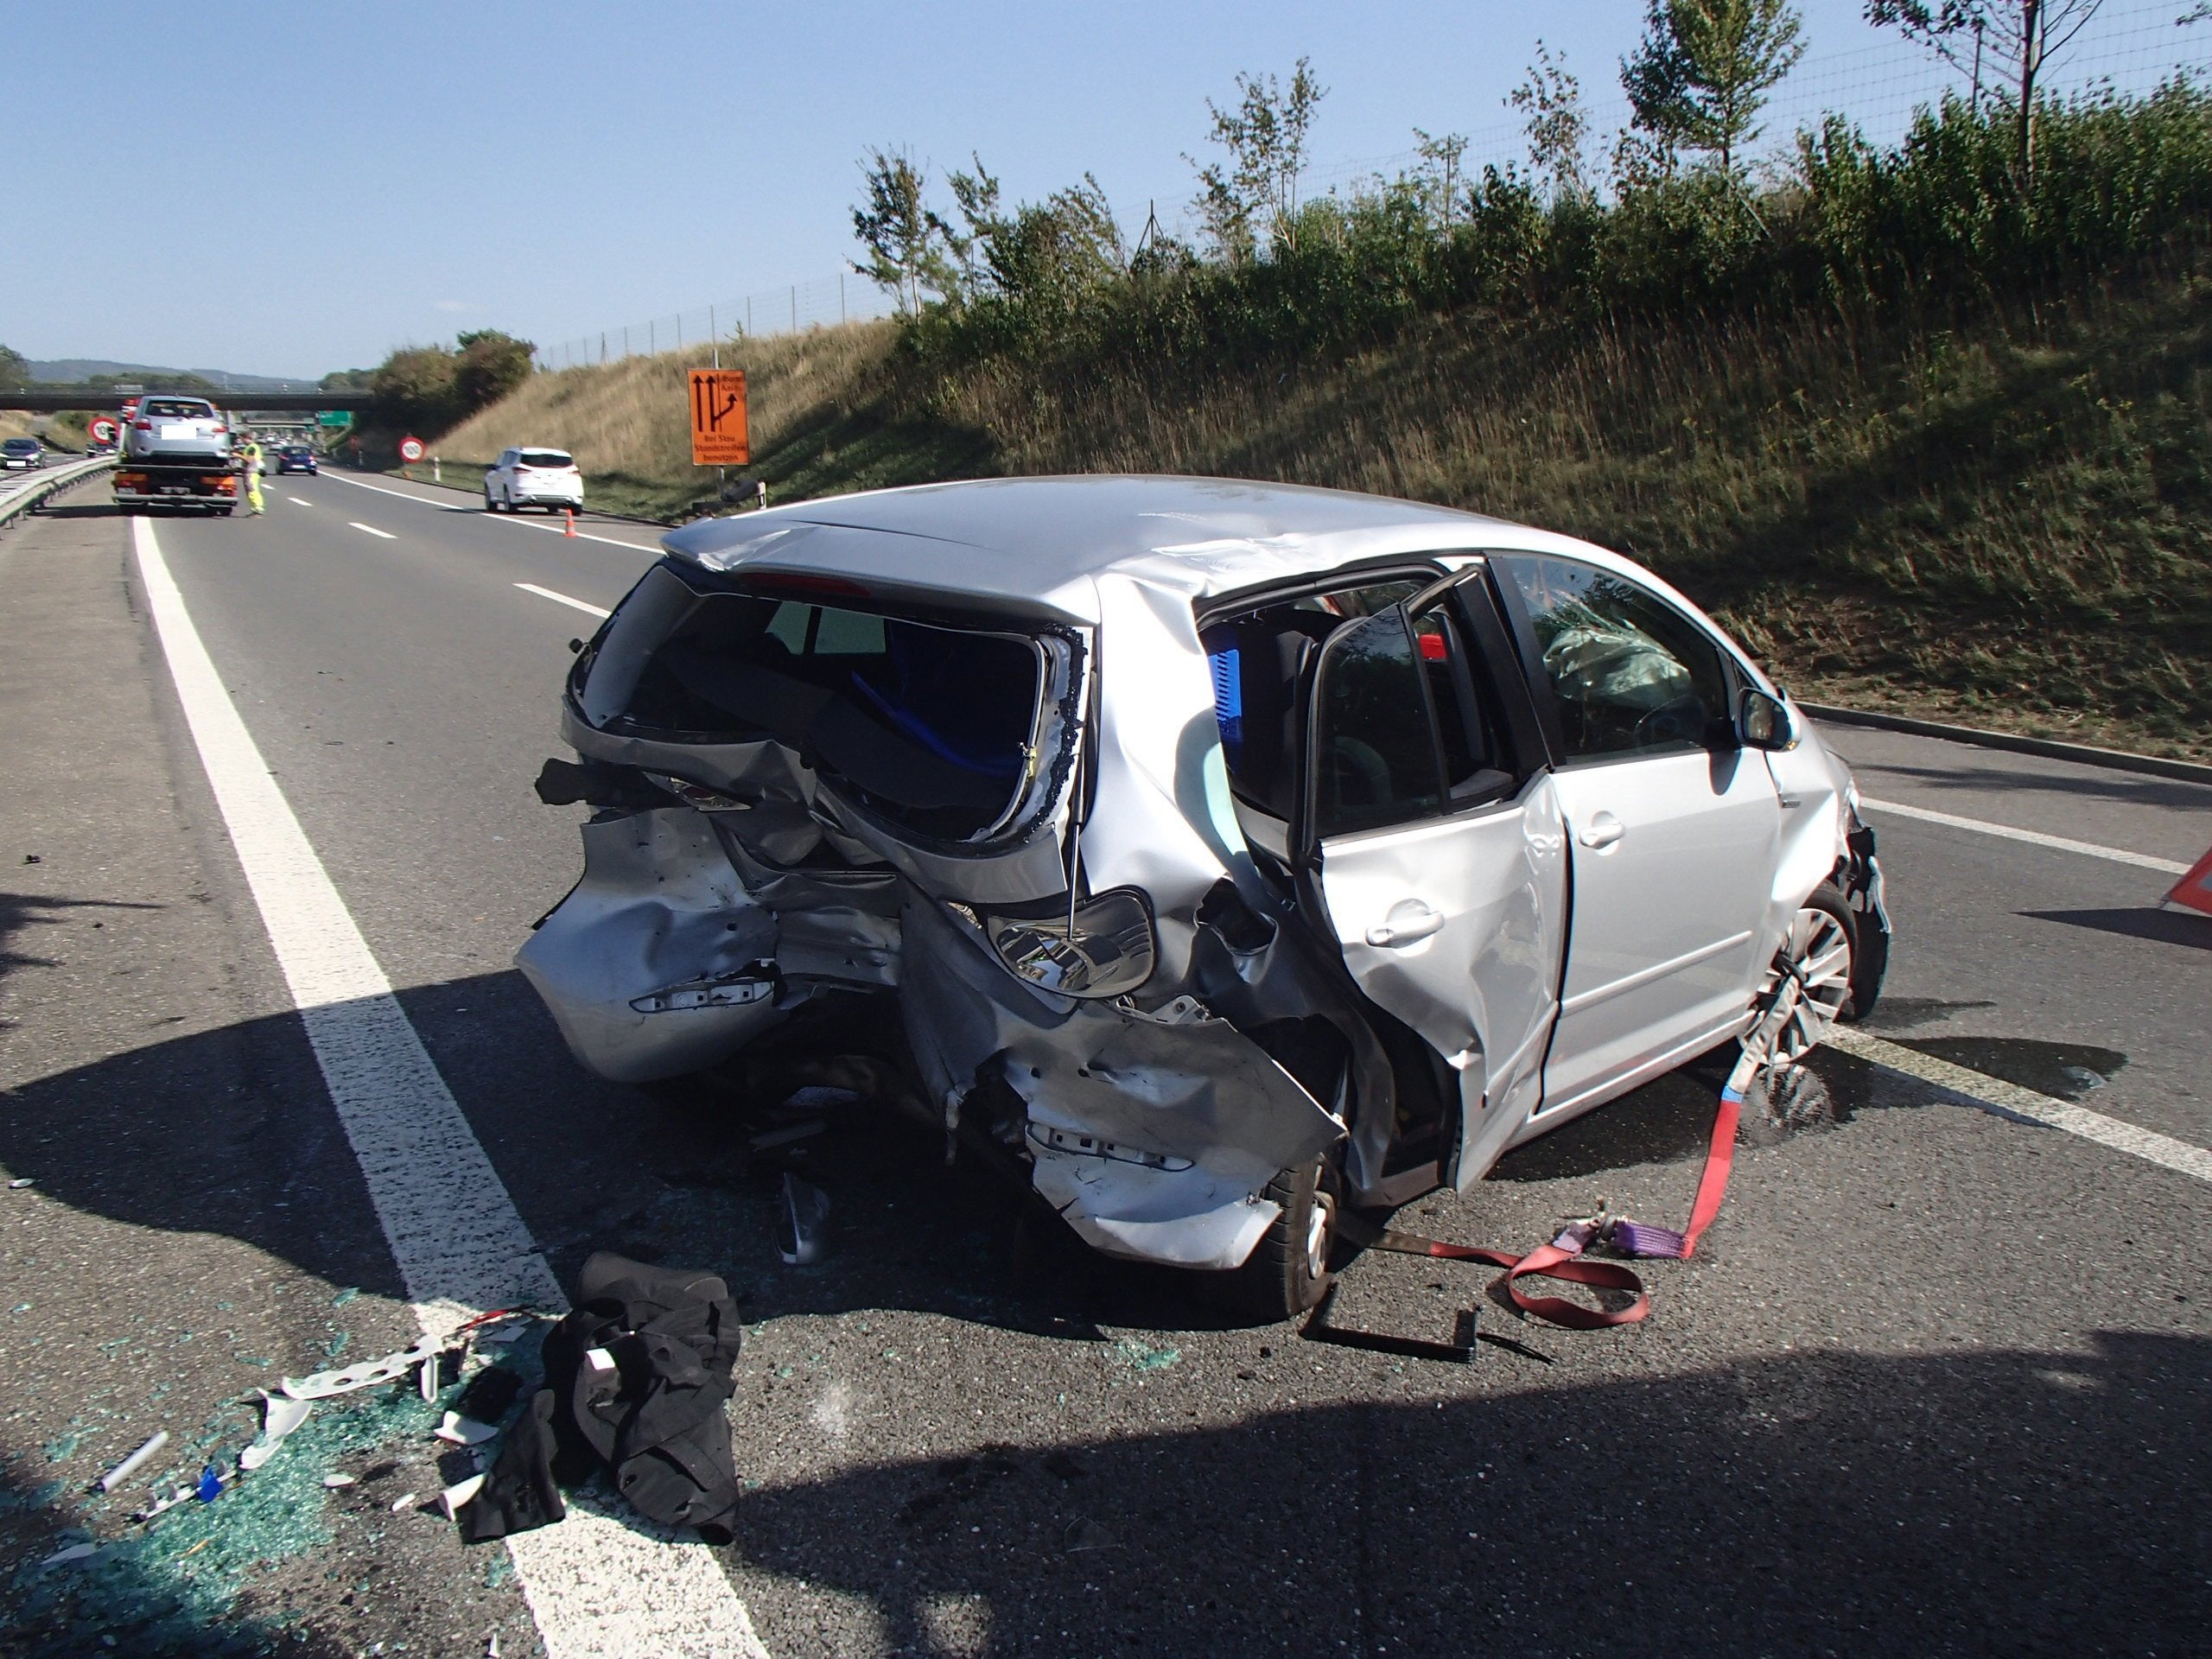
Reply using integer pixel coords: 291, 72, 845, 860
88, 417, 119, 445
397, 435, 427, 463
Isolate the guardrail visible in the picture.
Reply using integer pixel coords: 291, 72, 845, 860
0, 456, 115, 532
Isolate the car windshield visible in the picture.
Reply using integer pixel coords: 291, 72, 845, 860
518, 450, 572, 469
3, 441, 35, 453
143, 399, 212, 419
591, 582, 1051, 842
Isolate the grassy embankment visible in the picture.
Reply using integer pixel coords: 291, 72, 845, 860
423, 251, 2212, 761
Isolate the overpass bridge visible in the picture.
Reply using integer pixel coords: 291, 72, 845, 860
0, 390, 374, 414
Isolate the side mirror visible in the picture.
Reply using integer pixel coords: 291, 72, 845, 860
1740, 688, 1796, 751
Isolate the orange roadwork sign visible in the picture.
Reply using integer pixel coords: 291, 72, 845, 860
690, 369, 749, 467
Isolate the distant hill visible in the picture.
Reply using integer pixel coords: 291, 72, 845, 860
28, 359, 315, 392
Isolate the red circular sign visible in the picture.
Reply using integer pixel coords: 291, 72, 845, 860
397, 435, 427, 463
89, 417, 119, 443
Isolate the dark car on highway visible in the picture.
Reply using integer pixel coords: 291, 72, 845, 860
275, 446, 319, 475
1, 437, 45, 471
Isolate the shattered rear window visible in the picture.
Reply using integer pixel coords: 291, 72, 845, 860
603, 588, 1049, 842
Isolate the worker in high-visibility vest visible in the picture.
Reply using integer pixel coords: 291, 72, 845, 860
239, 438, 265, 515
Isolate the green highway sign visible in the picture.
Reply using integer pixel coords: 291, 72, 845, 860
316, 410, 355, 429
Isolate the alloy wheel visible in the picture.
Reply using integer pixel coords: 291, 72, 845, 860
1752, 904, 1854, 1064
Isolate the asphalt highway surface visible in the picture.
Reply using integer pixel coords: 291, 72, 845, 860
1, 468, 2206, 1658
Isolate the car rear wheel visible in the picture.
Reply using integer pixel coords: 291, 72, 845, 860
1215, 1157, 1335, 1322
1750, 880, 1858, 1065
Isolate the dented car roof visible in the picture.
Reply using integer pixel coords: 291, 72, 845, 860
661, 474, 1602, 624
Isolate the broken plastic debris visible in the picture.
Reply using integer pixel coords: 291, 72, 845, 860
391, 1491, 419, 1512
748, 1117, 827, 1153
321, 1473, 356, 1489
282, 1338, 437, 1401
584, 1346, 617, 1377
435, 1413, 498, 1447
778, 1172, 830, 1266
41, 1541, 103, 1569
97, 1431, 168, 1493
1064, 1516, 1118, 1552
419, 1354, 438, 1402
239, 1394, 313, 1471
194, 1465, 223, 1503
439, 1473, 486, 1520
9, 1177, 32, 1189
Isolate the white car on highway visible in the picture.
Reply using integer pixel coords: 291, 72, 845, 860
485, 448, 584, 514
520, 476, 1891, 1318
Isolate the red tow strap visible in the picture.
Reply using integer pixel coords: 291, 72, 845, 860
1338, 1084, 1745, 1331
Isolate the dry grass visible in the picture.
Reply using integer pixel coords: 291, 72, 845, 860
431, 267, 2212, 760
425, 321, 974, 518
924, 262, 2212, 759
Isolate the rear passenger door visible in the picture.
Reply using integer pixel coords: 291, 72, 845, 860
1300, 566, 1569, 1188
1494, 555, 1779, 1122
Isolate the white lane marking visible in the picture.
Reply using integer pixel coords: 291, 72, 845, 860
516, 582, 612, 619
347, 521, 397, 541
130, 517, 768, 1659
321, 470, 662, 553
1857, 796, 2190, 875
1827, 1027, 2212, 1185
288, 496, 312, 507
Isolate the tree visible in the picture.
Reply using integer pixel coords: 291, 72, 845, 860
1184, 58, 1329, 260
1623, 0, 1808, 176
454, 329, 534, 414
850, 146, 956, 314
945, 157, 1125, 313
0, 344, 27, 391
370, 345, 461, 435
1510, 42, 1592, 204
1411, 128, 1471, 226
1865, 0, 2105, 181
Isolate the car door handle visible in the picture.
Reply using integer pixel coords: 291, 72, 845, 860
1576, 811, 1626, 849
1365, 901, 1445, 948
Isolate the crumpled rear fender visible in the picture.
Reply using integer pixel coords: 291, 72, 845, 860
516, 809, 782, 1084
899, 896, 1343, 1269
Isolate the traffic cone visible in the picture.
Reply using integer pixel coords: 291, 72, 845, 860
2165, 843, 2212, 918
563, 509, 576, 538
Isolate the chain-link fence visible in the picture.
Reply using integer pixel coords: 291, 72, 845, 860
533, 0, 2208, 372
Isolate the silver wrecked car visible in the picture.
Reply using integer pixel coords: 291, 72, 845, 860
519, 476, 1888, 1317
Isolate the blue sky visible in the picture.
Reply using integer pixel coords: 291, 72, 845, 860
3, 0, 2197, 378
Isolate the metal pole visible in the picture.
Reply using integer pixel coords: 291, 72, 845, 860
650, 319, 656, 355
841, 273, 846, 324
601, 333, 607, 363
791, 285, 797, 333
676, 314, 682, 352
623, 326, 629, 359
747, 297, 753, 335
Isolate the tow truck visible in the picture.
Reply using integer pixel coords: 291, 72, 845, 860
112, 393, 242, 516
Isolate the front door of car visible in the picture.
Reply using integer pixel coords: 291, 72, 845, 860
1300, 571, 1568, 1188
1494, 555, 1780, 1118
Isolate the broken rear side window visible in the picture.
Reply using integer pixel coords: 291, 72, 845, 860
607, 591, 1049, 842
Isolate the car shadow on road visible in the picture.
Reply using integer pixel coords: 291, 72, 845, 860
2021, 906, 2212, 951
721, 1327, 2212, 1656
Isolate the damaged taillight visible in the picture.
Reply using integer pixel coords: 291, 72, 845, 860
984, 889, 1156, 1000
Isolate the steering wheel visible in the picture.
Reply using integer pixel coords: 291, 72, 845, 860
1632, 695, 1708, 749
